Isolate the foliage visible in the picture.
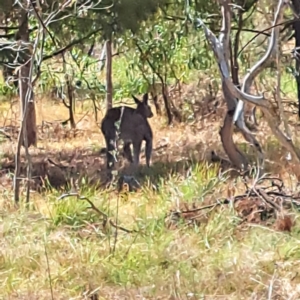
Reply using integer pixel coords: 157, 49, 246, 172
0, 0, 298, 125
103, 1, 217, 99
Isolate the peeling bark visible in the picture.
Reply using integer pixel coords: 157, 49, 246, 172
197, 0, 249, 170
236, 0, 300, 162
220, 108, 248, 170
228, 8, 263, 166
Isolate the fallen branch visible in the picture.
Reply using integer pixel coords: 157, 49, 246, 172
181, 199, 230, 213
57, 193, 138, 234
166, 175, 298, 232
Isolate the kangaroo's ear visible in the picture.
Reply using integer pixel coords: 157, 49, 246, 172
132, 95, 141, 105
142, 93, 149, 104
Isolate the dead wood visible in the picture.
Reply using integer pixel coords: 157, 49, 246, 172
165, 176, 298, 232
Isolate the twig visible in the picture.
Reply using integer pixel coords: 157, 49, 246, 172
43, 236, 54, 300
0, 129, 12, 140
268, 270, 277, 300
112, 190, 120, 255
75, 110, 90, 126
257, 188, 282, 211
180, 199, 230, 214
42, 29, 103, 62
123, 232, 139, 259
275, 34, 292, 144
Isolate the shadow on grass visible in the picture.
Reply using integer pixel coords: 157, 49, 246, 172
0, 122, 298, 194
0, 140, 228, 194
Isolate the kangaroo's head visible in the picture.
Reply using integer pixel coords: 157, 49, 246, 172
132, 93, 154, 119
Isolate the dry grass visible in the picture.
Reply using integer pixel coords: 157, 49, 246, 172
0, 83, 300, 300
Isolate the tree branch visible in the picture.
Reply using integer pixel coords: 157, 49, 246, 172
42, 28, 102, 62
234, 0, 287, 123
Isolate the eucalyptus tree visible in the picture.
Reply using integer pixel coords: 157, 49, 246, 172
196, 0, 300, 172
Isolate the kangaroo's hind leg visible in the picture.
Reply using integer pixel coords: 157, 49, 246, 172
144, 136, 153, 167
123, 141, 133, 163
132, 140, 142, 167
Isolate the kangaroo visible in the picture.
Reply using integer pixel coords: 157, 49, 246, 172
100, 93, 154, 169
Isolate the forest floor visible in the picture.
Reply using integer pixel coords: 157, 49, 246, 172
1, 82, 300, 299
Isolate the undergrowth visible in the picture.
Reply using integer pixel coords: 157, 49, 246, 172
1, 162, 300, 299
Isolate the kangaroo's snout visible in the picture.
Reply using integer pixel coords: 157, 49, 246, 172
148, 110, 154, 118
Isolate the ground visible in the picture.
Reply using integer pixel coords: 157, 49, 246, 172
0, 82, 300, 300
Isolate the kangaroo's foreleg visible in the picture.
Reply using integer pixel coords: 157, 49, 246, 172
105, 136, 117, 169
102, 119, 117, 169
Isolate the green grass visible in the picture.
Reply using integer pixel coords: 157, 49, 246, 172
1, 163, 300, 299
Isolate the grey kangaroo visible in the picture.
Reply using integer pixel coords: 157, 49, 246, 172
101, 93, 153, 169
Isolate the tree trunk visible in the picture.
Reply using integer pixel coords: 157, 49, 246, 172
66, 76, 76, 129
292, 0, 300, 118
17, 9, 37, 147
148, 83, 162, 115
105, 40, 113, 111
219, 83, 248, 170
151, 94, 161, 115
161, 84, 173, 124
